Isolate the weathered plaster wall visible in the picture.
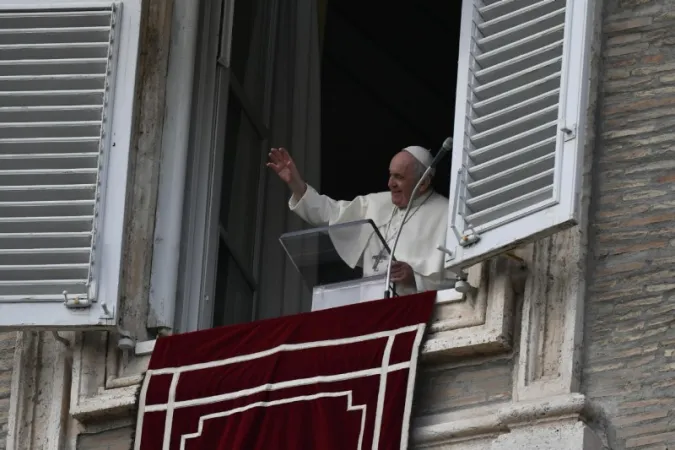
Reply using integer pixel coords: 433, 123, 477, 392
583, 0, 675, 448
0, 333, 14, 450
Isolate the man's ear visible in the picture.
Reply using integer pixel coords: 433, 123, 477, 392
419, 175, 431, 193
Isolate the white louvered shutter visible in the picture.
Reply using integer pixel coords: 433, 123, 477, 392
445, 0, 592, 270
0, 1, 141, 329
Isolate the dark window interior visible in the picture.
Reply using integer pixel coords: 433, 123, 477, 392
320, 1, 463, 201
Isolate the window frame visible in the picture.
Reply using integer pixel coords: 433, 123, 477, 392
172, 0, 279, 333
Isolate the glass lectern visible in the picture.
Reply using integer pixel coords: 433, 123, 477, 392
279, 219, 397, 311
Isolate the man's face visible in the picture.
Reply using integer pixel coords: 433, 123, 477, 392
388, 151, 420, 208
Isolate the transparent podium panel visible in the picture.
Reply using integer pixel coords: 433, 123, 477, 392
279, 219, 395, 311
311, 274, 387, 311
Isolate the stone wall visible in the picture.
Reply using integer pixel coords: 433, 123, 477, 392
78, 426, 134, 450
415, 356, 513, 419
0, 333, 15, 450
583, 0, 675, 448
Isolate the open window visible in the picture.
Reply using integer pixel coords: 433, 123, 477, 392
171, 0, 464, 333
171, 0, 593, 334
0, 0, 142, 329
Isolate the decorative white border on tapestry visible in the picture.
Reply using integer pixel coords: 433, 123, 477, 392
134, 324, 426, 450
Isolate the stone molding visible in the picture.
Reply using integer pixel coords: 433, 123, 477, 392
423, 257, 520, 358
412, 393, 600, 449
70, 332, 150, 424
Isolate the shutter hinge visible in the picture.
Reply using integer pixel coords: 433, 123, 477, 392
459, 229, 481, 247
561, 124, 577, 142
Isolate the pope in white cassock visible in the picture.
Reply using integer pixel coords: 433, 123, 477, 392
267, 146, 451, 296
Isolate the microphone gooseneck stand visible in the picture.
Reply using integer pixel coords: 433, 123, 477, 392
383, 137, 453, 298
383, 166, 435, 298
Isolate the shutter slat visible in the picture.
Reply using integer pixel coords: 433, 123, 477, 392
477, 7, 566, 52
467, 152, 555, 197
0, 216, 93, 233
0, 6, 114, 303
474, 40, 564, 84
466, 168, 554, 209
0, 74, 106, 91
469, 136, 556, 179
471, 104, 558, 147
0, 121, 102, 139
0, 42, 109, 59
478, 0, 562, 31
476, 24, 564, 68
0, 171, 98, 187
469, 120, 557, 164
0, 264, 89, 278
0, 280, 89, 300
474, 58, 561, 110
464, 185, 554, 227
0, 202, 96, 217
471, 89, 560, 132
0, 28, 111, 45
0, 58, 108, 76
0, 105, 103, 122
0, 91, 104, 107
0, 232, 92, 251
0, 248, 91, 266
0, 11, 112, 27
0, 185, 96, 203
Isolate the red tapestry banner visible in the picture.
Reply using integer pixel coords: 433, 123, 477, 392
134, 291, 436, 450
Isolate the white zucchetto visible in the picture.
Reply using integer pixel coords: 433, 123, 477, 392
403, 145, 435, 175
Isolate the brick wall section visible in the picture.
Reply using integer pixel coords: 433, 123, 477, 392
583, 0, 675, 448
0, 333, 15, 450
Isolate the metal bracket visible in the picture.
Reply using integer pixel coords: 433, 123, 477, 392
99, 301, 114, 320
117, 327, 136, 352
452, 269, 477, 295
561, 124, 576, 141
63, 291, 92, 309
437, 245, 453, 258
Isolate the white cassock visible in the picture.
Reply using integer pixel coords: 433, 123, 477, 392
288, 143, 453, 296
288, 186, 450, 295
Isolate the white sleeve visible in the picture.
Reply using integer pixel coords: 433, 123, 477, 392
288, 184, 370, 227
413, 270, 456, 293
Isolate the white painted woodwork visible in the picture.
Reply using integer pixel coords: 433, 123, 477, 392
445, 0, 593, 270
0, 0, 141, 329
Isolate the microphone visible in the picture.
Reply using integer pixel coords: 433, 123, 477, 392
383, 138, 453, 298
429, 137, 453, 169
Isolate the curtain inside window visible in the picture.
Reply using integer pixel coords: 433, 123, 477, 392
255, 0, 323, 320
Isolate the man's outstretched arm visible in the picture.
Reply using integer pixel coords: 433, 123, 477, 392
267, 147, 370, 227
